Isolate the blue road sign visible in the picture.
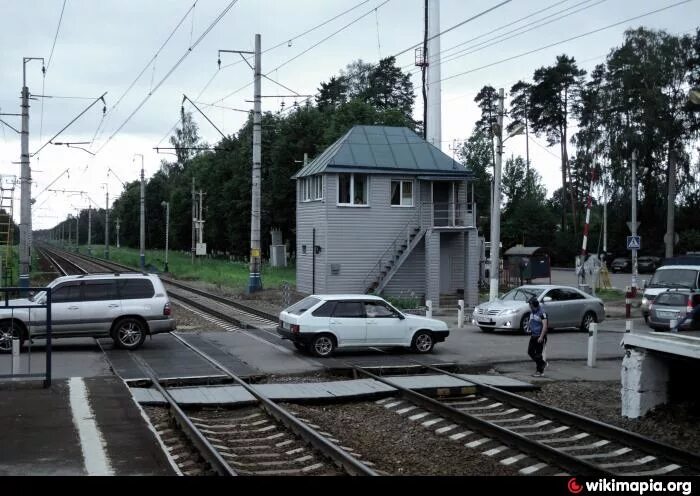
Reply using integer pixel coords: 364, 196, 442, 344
627, 235, 641, 250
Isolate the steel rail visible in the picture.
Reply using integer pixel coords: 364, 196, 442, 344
169, 332, 378, 476
417, 362, 700, 473
351, 364, 610, 476
94, 340, 236, 476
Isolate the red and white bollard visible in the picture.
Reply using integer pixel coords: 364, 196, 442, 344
625, 286, 633, 333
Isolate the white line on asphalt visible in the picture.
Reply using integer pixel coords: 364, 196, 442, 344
68, 377, 115, 476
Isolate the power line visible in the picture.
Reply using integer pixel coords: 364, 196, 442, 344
436, 0, 694, 87
409, 0, 606, 75
155, 0, 376, 146
91, 1, 199, 149
46, 0, 67, 73
94, 0, 238, 156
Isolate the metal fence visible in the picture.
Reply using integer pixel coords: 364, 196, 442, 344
0, 287, 52, 387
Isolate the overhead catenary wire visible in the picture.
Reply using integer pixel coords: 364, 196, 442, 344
409, 0, 607, 75
155, 0, 377, 146
90, 1, 200, 150
94, 0, 238, 156
434, 0, 694, 88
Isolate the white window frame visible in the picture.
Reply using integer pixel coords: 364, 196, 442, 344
337, 173, 369, 207
390, 179, 414, 207
300, 176, 324, 202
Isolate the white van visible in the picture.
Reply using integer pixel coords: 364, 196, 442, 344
641, 265, 700, 322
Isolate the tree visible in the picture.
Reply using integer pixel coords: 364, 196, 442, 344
474, 85, 499, 169
507, 80, 532, 171
169, 110, 203, 169
529, 54, 586, 234
362, 56, 415, 118
317, 76, 348, 110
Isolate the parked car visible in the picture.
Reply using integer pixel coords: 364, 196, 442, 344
638, 256, 662, 274
647, 289, 700, 331
0, 273, 176, 353
277, 294, 449, 357
641, 264, 700, 322
610, 257, 632, 273
471, 285, 605, 333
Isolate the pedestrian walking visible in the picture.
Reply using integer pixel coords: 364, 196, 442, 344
527, 296, 549, 377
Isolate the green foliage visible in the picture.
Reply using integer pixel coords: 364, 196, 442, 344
383, 293, 421, 310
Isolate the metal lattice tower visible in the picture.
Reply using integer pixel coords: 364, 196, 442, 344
0, 176, 17, 286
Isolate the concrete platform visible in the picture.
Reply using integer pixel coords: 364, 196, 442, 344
131, 374, 536, 406
0, 376, 174, 476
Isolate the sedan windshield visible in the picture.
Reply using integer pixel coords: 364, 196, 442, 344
501, 287, 542, 302
648, 269, 698, 289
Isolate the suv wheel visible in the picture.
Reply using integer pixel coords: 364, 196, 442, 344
310, 335, 335, 357
113, 318, 147, 350
0, 321, 24, 353
411, 330, 434, 353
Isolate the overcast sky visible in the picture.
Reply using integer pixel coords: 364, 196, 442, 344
0, 0, 696, 230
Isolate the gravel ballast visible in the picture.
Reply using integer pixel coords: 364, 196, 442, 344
520, 381, 700, 454
287, 400, 519, 476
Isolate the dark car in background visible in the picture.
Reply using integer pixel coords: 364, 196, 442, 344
638, 256, 662, 273
611, 257, 632, 273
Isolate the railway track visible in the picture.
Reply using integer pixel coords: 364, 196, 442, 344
349, 362, 700, 476
97, 334, 377, 476
37, 245, 700, 476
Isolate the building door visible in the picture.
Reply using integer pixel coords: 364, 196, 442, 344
441, 250, 452, 293
432, 182, 451, 227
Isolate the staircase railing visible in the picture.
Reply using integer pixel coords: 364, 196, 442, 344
363, 207, 423, 293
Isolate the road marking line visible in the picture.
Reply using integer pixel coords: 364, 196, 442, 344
68, 377, 114, 476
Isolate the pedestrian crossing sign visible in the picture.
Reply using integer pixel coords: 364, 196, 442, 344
626, 236, 641, 250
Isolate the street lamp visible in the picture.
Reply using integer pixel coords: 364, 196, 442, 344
161, 201, 169, 272
133, 154, 145, 271
489, 89, 525, 302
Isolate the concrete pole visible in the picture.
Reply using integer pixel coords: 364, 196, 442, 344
191, 177, 195, 264
87, 206, 92, 254
139, 155, 145, 270
603, 194, 607, 255
164, 203, 169, 272
19, 76, 31, 288
68, 216, 72, 248
665, 150, 676, 259
631, 150, 638, 295
116, 218, 120, 248
75, 213, 79, 252
426, 0, 442, 147
489, 89, 504, 302
248, 34, 263, 293
104, 189, 109, 259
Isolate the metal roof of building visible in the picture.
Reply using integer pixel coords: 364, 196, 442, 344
293, 125, 472, 179
504, 246, 548, 256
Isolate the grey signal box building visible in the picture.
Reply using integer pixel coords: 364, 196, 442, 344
293, 125, 479, 309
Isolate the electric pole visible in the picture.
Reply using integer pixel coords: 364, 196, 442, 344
87, 205, 92, 254
631, 149, 638, 295
489, 89, 505, 302
134, 154, 146, 270
115, 218, 120, 248
19, 57, 44, 288
249, 33, 263, 292
104, 185, 109, 259
191, 177, 195, 264
665, 149, 676, 258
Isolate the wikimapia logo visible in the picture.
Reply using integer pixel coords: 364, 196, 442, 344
566, 477, 693, 495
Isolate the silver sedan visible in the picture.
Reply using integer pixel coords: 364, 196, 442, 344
472, 285, 605, 333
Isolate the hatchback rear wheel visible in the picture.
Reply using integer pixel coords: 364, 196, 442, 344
113, 318, 147, 350
310, 335, 335, 357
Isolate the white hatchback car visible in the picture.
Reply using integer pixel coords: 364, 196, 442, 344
277, 295, 449, 357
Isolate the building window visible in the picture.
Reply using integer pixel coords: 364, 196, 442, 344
338, 173, 368, 206
391, 180, 413, 206
301, 176, 324, 202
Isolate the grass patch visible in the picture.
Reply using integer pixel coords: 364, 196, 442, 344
593, 288, 626, 301
90, 246, 296, 291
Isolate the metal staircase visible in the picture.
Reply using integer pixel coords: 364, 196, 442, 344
364, 211, 426, 294
0, 176, 16, 286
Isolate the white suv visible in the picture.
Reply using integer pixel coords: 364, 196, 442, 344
0, 273, 176, 352
277, 294, 449, 357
